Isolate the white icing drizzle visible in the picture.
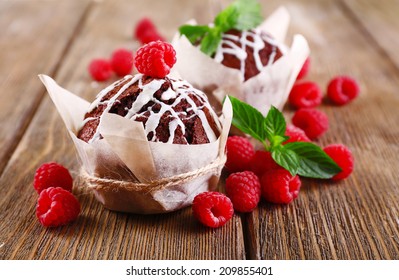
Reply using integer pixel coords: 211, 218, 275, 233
84, 75, 221, 144
214, 29, 280, 79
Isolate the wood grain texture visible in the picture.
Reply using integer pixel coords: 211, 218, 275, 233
0, 0, 90, 174
245, 0, 399, 260
1, 0, 399, 260
0, 0, 245, 260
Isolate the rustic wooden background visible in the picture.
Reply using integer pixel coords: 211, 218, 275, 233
0, 0, 398, 260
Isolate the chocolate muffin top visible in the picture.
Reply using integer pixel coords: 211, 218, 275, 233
214, 29, 283, 81
78, 74, 221, 144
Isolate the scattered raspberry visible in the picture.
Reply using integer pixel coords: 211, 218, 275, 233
225, 136, 255, 173
88, 58, 112, 81
296, 57, 310, 80
134, 18, 165, 45
327, 76, 360, 105
36, 187, 80, 227
292, 108, 329, 140
289, 81, 322, 108
33, 162, 73, 194
323, 144, 354, 180
110, 48, 134, 76
225, 171, 261, 213
249, 150, 280, 177
283, 124, 311, 145
134, 41, 176, 78
192, 192, 234, 228
260, 169, 301, 204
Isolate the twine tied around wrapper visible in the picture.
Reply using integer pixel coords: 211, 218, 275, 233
79, 154, 227, 194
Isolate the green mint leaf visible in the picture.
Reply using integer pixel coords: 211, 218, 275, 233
179, 25, 211, 44
214, 5, 239, 33
284, 142, 342, 179
232, 0, 263, 30
271, 135, 289, 148
229, 96, 268, 144
200, 28, 222, 56
271, 146, 300, 176
264, 106, 286, 142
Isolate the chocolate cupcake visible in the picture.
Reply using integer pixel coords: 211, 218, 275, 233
78, 74, 221, 145
214, 29, 283, 81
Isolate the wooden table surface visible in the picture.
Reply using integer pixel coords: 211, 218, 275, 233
1, 0, 398, 260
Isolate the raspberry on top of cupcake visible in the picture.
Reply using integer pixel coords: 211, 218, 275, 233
179, 0, 283, 81
78, 41, 221, 144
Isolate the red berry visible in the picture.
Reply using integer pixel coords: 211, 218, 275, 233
134, 18, 165, 45
110, 48, 134, 76
225, 136, 255, 173
323, 144, 354, 180
36, 187, 80, 227
134, 41, 176, 78
192, 192, 234, 228
283, 124, 311, 145
33, 162, 73, 194
327, 76, 360, 105
292, 108, 329, 140
225, 171, 261, 213
260, 169, 301, 204
297, 57, 310, 80
88, 58, 112, 81
289, 81, 322, 109
249, 150, 280, 177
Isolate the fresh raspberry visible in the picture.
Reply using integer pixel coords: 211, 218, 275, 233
33, 162, 73, 194
192, 192, 234, 228
327, 76, 360, 105
289, 81, 322, 108
88, 58, 112, 81
225, 136, 255, 173
296, 57, 310, 80
134, 41, 176, 78
249, 150, 280, 177
292, 108, 329, 140
134, 18, 165, 45
283, 124, 311, 144
110, 48, 134, 76
225, 171, 261, 212
36, 187, 80, 227
323, 144, 354, 180
260, 169, 301, 204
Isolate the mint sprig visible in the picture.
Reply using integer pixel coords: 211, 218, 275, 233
228, 96, 342, 178
179, 0, 263, 56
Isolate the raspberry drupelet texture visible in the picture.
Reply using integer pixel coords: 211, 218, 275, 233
134, 18, 165, 45
327, 75, 360, 105
283, 124, 311, 144
33, 162, 73, 194
110, 48, 134, 77
225, 136, 256, 173
292, 108, 329, 140
134, 41, 176, 78
192, 192, 234, 228
225, 171, 261, 213
88, 58, 112, 81
260, 169, 301, 204
289, 81, 322, 109
249, 150, 280, 177
36, 187, 80, 227
296, 57, 310, 80
323, 144, 354, 180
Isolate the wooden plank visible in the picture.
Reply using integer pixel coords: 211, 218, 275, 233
245, 0, 399, 259
0, 0, 245, 260
340, 0, 399, 73
0, 0, 91, 174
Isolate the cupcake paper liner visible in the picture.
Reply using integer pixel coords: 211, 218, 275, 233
39, 75, 232, 214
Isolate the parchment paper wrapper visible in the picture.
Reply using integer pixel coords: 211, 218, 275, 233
172, 6, 310, 115
39, 75, 232, 214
